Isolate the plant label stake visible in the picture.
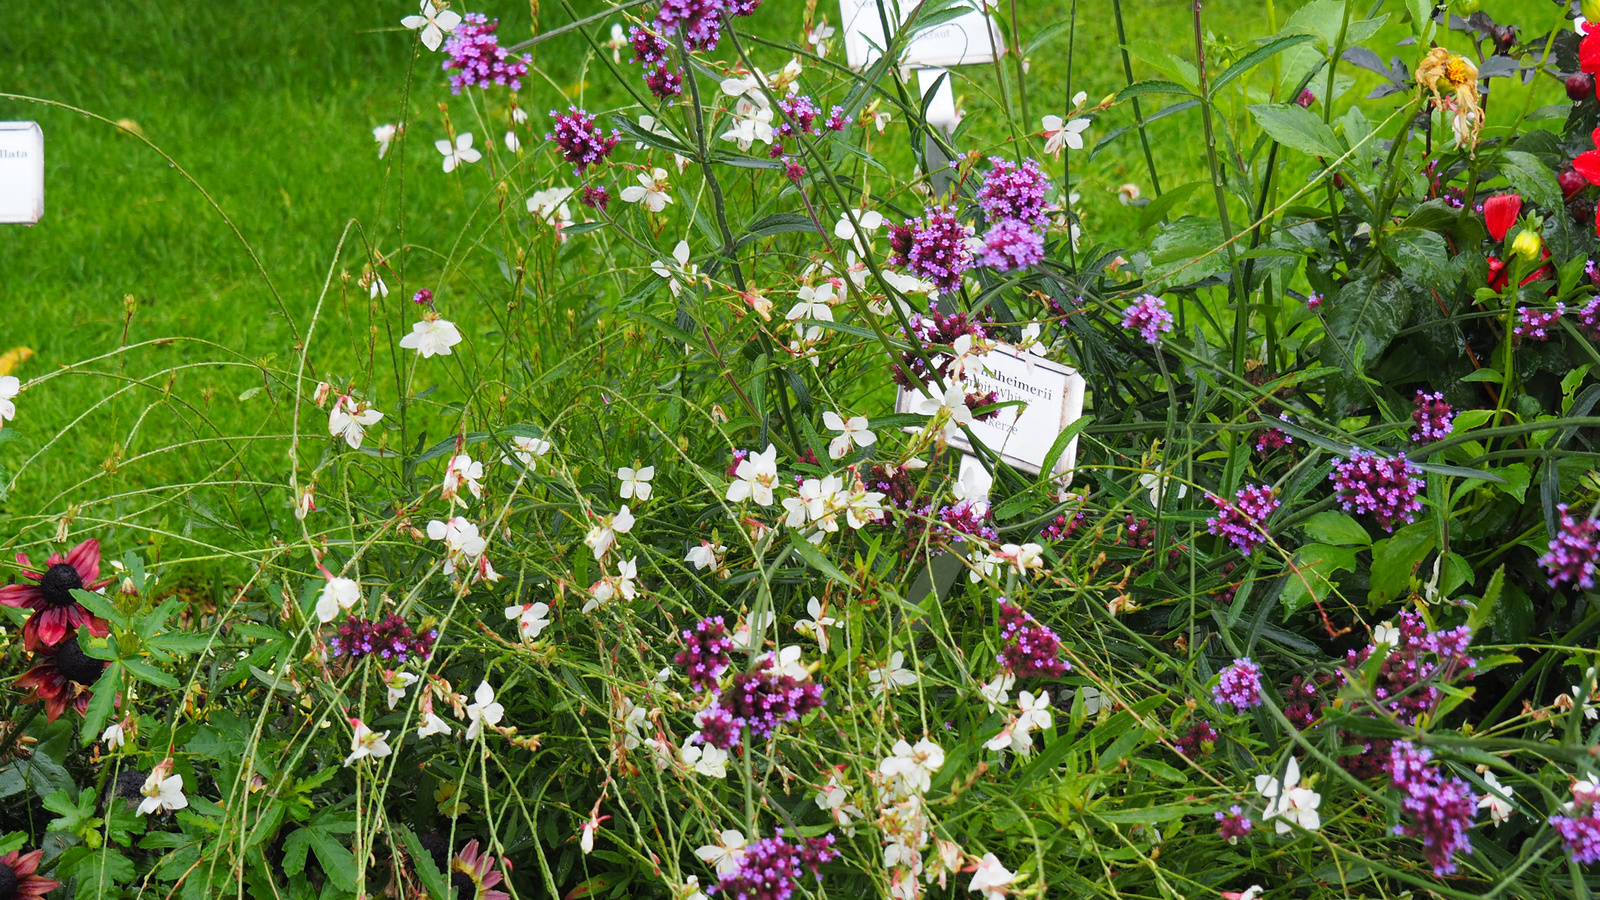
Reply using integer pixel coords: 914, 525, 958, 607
838, 0, 1004, 191
897, 345, 1089, 604
0, 122, 44, 225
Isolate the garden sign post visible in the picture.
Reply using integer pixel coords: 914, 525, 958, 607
0, 122, 44, 224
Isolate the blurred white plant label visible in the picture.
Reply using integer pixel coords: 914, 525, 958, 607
839, 0, 1004, 71
896, 345, 1089, 479
0, 122, 44, 224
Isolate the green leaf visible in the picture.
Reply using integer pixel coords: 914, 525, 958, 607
735, 213, 819, 248
1137, 180, 1205, 232
1368, 522, 1436, 605
1489, 463, 1531, 502
609, 114, 691, 156
1499, 151, 1563, 210
309, 829, 358, 891
122, 658, 180, 689
1247, 103, 1344, 158
81, 662, 124, 747
1038, 414, 1092, 480
1467, 565, 1504, 635
788, 536, 854, 587
1281, 544, 1359, 615
1301, 511, 1370, 546
1382, 228, 1454, 290
1211, 34, 1315, 94
1112, 80, 1196, 103
70, 589, 125, 628
397, 826, 450, 900
148, 632, 213, 656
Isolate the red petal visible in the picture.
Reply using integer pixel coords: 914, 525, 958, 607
66, 538, 101, 585
1575, 150, 1600, 186
1583, 31, 1600, 74
26, 608, 69, 650
0, 584, 44, 609
11, 850, 41, 877
1483, 193, 1521, 241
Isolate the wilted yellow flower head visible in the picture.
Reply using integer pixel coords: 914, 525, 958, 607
1416, 47, 1482, 153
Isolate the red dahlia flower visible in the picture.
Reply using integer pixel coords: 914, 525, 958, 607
16, 635, 109, 722
1583, 22, 1600, 75
1571, 127, 1600, 241
0, 539, 111, 650
1487, 249, 1553, 292
0, 848, 61, 900
1482, 193, 1521, 241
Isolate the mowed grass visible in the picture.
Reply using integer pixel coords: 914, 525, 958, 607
0, 0, 1569, 566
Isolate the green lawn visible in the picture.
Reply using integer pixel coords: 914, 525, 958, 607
0, 0, 1569, 563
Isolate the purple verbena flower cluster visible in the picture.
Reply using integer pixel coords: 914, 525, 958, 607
776, 95, 822, 138
1411, 391, 1455, 444
1513, 304, 1565, 341
675, 615, 735, 692
977, 157, 1051, 229
581, 186, 611, 210
825, 105, 849, 131
996, 601, 1069, 679
1212, 658, 1263, 711
888, 206, 974, 293
546, 107, 619, 175
629, 25, 672, 66
1540, 504, 1600, 590
708, 831, 836, 900
693, 652, 824, 749
441, 14, 530, 94
1254, 414, 1294, 454
1120, 293, 1174, 346
937, 500, 999, 541
1306, 291, 1324, 310
1175, 719, 1217, 757
1578, 295, 1600, 339
1334, 612, 1476, 776
979, 220, 1046, 272
644, 65, 684, 100
1552, 780, 1600, 865
1329, 449, 1424, 532
1039, 510, 1086, 542
1205, 485, 1280, 555
1387, 741, 1478, 875
1214, 805, 1252, 844
328, 613, 437, 663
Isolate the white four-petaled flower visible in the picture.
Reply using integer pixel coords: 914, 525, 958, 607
693, 829, 747, 875
136, 762, 187, 816
1041, 113, 1090, 157
316, 575, 361, 624
621, 167, 674, 213
868, 650, 919, 696
823, 411, 876, 460
442, 453, 485, 505
373, 123, 398, 159
795, 596, 836, 652
726, 444, 779, 506
681, 739, 729, 778
879, 737, 944, 795
501, 435, 552, 470
651, 240, 700, 298
343, 718, 393, 766
504, 601, 552, 640
465, 680, 504, 739
328, 395, 383, 449
401, 0, 462, 51
436, 132, 481, 173
399, 316, 464, 358
382, 670, 418, 709
967, 852, 1017, 900
617, 465, 655, 501
1255, 756, 1322, 834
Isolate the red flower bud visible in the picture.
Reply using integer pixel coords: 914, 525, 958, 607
1482, 193, 1521, 242
1562, 168, 1590, 200
1570, 73, 1596, 102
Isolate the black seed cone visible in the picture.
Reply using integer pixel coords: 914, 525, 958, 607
38, 563, 83, 607
0, 860, 17, 900
115, 768, 148, 801
56, 639, 105, 686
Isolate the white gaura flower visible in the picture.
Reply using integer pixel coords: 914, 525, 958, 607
967, 852, 1017, 900
0, 375, 19, 427
833, 209, 884, 251
343, 718, 393, 766
1041, 114, 1090, 157
436, 132, 481, 172
366, 273, 389, 299
373, 123, 398, 159
382, 670, 418, 709
795, 596, 836, 652
401, 0, 462, 51
879, 738, 945, 794
1569, 683, 1600, 720
726, 444, 779, 506
651, 240, 701, 298
685, 540, 724, 572
504, 601, 552, 640
316, 575, 361, 624
915, 381, 975, 442
1138, 470, 1188, 507
101, 718, 128, 749
1479, 771, 1515, 826
681, 739, 729, 778
1118, 182, 1142, 204
605, 22, 627, 62
1256, 756, 1322, 834
787, 279, 837, 325
399, 314, 463, 358
328, 395, 383, 450
442, 453, 484, 505
618, 698, 650, 749
465, 680, 504, 739
527, 187, 576, 238
503, 130, 521, 153
136, 761, 187, 816
501, 434, 552, 469
617, 465, 655, 501
869, 650, 919, 696
1016, 690, 1053, 734
621, 167, 674, 213
815, 773, 863, 829
720, 100, 775, 151
694, 828, 747, 875
730, 611, 775, 651
584, 505, 636, 559
771, 645, 810, 680
427, 516, 488, 575
823, 411, 876, 460
418, 710, 452, 738
584, 556, 639, 612
979, 672, 1016, 711
1373, 621, 1400, 649
634, 114, 675, 150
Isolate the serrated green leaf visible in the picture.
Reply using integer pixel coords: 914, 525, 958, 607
69, 589, 125, 628
81, 662, 123, 747
1248, 103, 1344, 158
122, 658, 180, 689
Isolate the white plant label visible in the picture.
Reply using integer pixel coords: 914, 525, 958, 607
839, 0, 1004, 71
896, 344, 1089, 479
0, 122, 44, 225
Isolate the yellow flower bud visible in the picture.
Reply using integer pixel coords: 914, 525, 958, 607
1584, 0, 1600, 23
1510, 229, 1542, 263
